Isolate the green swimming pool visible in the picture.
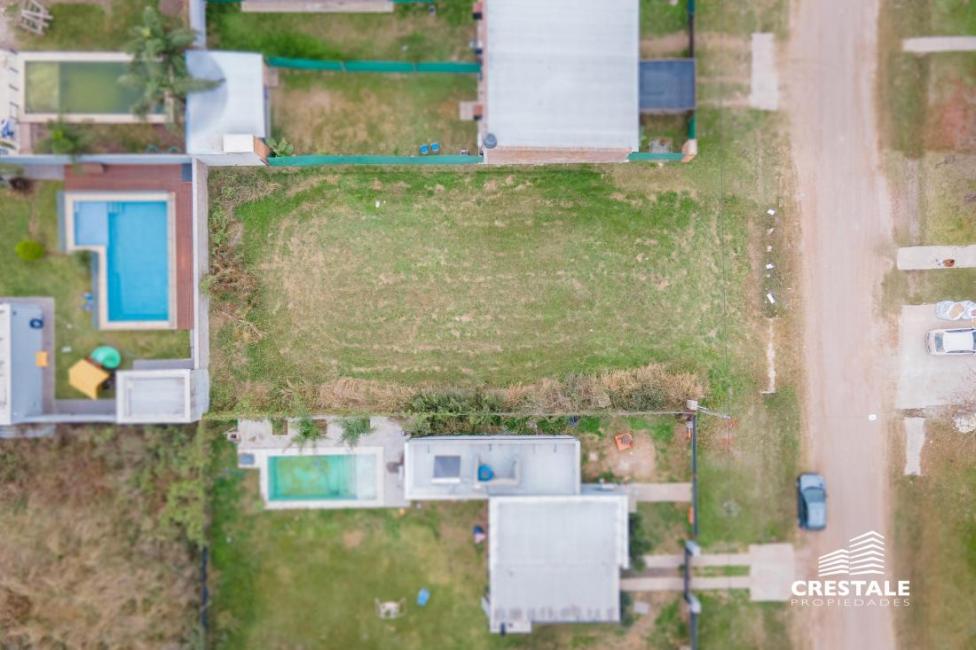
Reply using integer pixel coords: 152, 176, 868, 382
24, 60, 161, 115
268, 454, 378, 501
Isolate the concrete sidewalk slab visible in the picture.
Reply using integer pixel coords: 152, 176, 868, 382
903, 418, 926, 476
750, 33, 779, 110
903, 36, 976, 53
897, 245, 976, 270
626, 482, 692, 502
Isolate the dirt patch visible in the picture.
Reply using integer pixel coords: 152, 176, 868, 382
925, 78, 976, 152
342, 528, 365, 549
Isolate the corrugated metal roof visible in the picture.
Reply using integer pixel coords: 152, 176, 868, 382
484, 0, 640, 151
489, 494, 629, 633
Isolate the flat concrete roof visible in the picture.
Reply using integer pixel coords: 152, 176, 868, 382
185, 51, 266, 155
484, 0, 640, 152
404, 435, 580, 500
489, 494, 630, 633
0, 301, 45, 425
116, 369, 193, 423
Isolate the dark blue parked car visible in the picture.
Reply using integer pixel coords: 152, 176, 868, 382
797, 473, 827, 531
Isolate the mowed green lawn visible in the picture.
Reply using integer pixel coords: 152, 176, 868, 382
0, 184, 189, 398
208, 165, 755, 413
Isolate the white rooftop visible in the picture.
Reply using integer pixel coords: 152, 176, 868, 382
116, 369, 194, 424
489, 494, 630, 633
0, 301, 45, 426
484, 0, 640, 152
185, 50, 267, 155
403, 435, 580, 500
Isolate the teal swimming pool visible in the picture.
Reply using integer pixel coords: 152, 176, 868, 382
71, 198, 171, 324
24, 60, 161, 116
268, 454, 378, 501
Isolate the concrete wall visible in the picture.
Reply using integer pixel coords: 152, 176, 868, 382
191, 159, 210, 372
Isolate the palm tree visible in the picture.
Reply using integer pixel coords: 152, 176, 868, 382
120, 7, 221, 123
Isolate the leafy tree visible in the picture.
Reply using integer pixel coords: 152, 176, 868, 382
121, 7, 220, 122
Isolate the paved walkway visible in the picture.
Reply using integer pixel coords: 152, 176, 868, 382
897, 244, 976, 270
903, 418, 926, 476
749, 33, 780, 110
621, 543, 794, 602
625, 482, 693, 502
903, 36, 976, 53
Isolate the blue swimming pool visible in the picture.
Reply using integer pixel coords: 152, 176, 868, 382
73, 200, 170, 323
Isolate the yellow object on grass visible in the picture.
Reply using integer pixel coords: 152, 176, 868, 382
69, 358, 109, 399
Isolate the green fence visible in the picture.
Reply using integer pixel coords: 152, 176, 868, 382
266, 56, 481, 74
627, 152, 685, 162
268, 154, 484, 167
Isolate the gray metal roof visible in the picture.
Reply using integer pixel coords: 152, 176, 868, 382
484, 0, 640, 151
639, 59, 697, 113
403, 435, 580, 500
0, 301, 45, 425
489, 495, 630, 633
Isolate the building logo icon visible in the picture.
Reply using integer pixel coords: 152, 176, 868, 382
817, 530, 885, 577
791, 530, 910, 607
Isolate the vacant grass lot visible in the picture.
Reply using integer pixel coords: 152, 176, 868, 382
208, 161, 753, 414
893, 419, 976, 649
207, 2, 474, 61
0, 426, 203, 648
0, 184, 189, 398
271, 72, 477, 155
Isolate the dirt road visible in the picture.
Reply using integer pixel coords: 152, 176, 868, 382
787, 0, 897, 649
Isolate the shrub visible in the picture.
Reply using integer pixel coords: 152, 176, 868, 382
294, 417, 325, 448
337, 416, 372, 447
406, 389, 504, 436
266, 136, 294, 157
15, 239, 45, 261
40, 120, 90, 157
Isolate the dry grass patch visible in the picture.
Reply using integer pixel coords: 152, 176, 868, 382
0, 426, 207, 648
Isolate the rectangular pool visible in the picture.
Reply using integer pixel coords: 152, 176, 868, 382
18, 52, 166, 123
64, 192, 174, 328
268, 454, 379, 501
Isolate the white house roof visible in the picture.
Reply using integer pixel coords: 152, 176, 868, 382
404, 435, 580, 500
488, 494, 630, 633
484, 0, 640, 151
185, 50, 266, 155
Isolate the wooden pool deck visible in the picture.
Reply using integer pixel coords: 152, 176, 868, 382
63, 163, 195, 330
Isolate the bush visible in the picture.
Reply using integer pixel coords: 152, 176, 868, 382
40, 120, 90, 157
15, 239, 45, 261
295, 417, 325, 448
406, 389, 504, 436
337, 416, 372, 447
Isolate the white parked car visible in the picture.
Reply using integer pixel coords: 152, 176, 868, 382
926, 328, 976, 355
